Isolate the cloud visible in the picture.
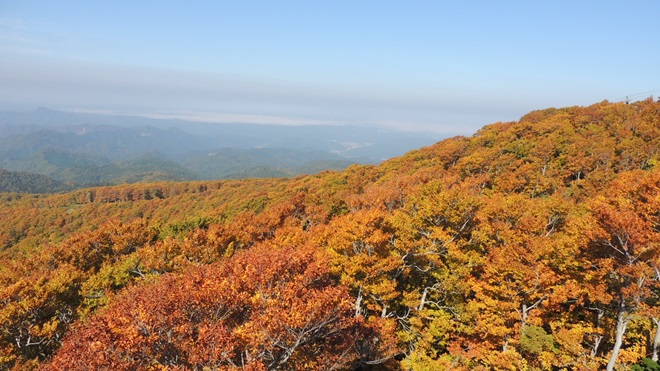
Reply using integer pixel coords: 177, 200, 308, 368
0, 55, 524, 134
66, 109, 344, 127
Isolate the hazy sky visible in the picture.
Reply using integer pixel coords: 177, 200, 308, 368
1, 1, 658, 134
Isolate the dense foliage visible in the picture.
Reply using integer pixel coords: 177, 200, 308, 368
0, 169, 71, 194
1, 99, 660, 370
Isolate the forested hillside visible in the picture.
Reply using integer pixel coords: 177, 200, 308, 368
1, 99, 660, 370
0, 169, 71, 194
0, 108, 439, 187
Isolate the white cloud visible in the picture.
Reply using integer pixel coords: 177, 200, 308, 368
65, 109, 344, 127
0, 55, 523, 134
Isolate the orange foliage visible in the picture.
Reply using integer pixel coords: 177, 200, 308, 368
0, 99, 659, 369
45, 245, 398, 370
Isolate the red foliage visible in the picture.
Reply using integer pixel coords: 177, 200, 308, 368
45, 245, 398, 370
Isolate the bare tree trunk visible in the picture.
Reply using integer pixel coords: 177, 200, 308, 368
591, 335, 603, 357
521, 303, 528, 330
588, 306, 604, 358
418, 287, 428, 311
355, 286, 363, 317
606, 303, 629, 371
520, 297, 545, 336
652, 317, 660, 362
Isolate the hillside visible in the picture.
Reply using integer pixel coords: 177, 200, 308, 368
1, 99, 659, 370
0, 169, 71, 193
0, 108, 440, 189
180, 148, 358, 180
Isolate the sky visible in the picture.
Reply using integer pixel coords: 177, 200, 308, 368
0, 1, 658, 134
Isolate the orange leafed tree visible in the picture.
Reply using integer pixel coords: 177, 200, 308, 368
45, 244, 399, 370
581, 170, 660, 370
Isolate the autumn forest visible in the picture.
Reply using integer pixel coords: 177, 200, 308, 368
2, 99, 660, 370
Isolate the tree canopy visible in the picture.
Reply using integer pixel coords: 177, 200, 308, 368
1, 99, 660, 370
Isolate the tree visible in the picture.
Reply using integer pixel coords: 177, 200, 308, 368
45, 244, 399, 370
314, 209, 402, 319
582, 171, 660, 370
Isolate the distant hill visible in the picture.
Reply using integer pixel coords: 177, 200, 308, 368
0, 108, 443, 191
0, 126, 211, 160
0, 149, 195, 187
179, 148, 360, 180
98, 152, 199, 184
0, 108, 442, 158
0, 168, 71, 193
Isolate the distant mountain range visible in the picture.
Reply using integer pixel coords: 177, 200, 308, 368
0, 108, 443, 191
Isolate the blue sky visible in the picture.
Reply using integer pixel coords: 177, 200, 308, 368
1, 1, 658, 134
